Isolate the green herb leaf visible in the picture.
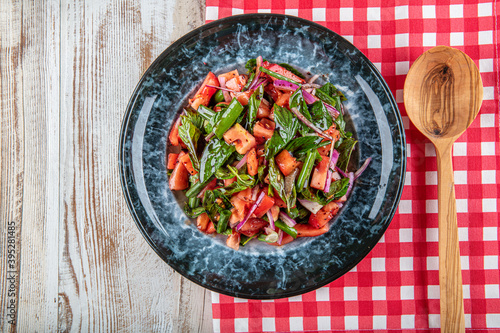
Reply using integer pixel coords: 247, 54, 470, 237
227, 165, 256, 188
268, 158, 295, 211
326, 178, 350, 200
310, 101, 333, 131
289, 89, 313, 135
199, 138, 235, 183
265, 104, 299, 159
177, 117, 201, 170
247, 85, 264, 133
336, 138, 357, 172
316, 83, 346, 110
202, 189, 232, 225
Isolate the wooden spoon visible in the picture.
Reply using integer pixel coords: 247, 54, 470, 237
404, 46, 483, 332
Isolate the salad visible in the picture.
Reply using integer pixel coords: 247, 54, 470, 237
167, 57, 370, 250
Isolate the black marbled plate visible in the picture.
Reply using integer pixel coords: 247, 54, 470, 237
119, 14, 406, 299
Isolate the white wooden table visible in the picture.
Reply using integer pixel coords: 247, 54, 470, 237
1, 1, 212, 331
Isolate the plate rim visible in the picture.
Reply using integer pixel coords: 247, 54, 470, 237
118, 13, 407, 299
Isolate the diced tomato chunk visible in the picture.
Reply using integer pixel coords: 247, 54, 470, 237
223, 123, 256, 155
264, 84, 281, 103
167, 153, 179, 169
226, 76, 244, 92
235, 188, 252, 202
308, 202, 339, 229
169, 161, 190, 190
253, 192, 275, 218
275, 150, 300, 176
310, 155, 329, 190
295, 223, 329, 237
253, 119, 275, 144
318, 125, 341, 155
233, 90, 251, 106
247, 148, 258, 176
169, 117, 182, 146
230, 196, 250, 227
224, 177, 236, 187
206, 221, 216, 234
239, 218, 268, 237
178, 153, 198, 175
257, 99, 271, 119
273, 189, 287, 208
189, 72, 219, 110
197, 213, 210, 232
266, 64, 306, 84
270, 205, 280, 222
275, 92, 291, 108
226, 230, 241, 250
218, 69, 239, 82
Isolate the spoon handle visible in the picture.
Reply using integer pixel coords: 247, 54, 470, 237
436, 143, 465, 332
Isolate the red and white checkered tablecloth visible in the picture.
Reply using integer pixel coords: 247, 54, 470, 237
205, 1, 499, 331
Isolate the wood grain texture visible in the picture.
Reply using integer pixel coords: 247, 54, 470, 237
1, 0, 212, 332
404, 46, 483, 333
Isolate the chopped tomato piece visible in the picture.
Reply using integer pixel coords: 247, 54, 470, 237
197, 213, 210, 232
264, 83, 281, 102
223, 123, 257, 155
178, 153, 198, 175
270, 205, 280, 222
275, 92, 291, 108
247, 148, 258, 176
169, 161, 190, 191
235, 188, 252, 202
275, 150, 300, 176
230, 196, 250, 227
167, 153, 179, 169
206, 221, 216, 234
273, 189, 287, 208
308, 202, 339, 229
295, 223, 329, 237
335, 195, 348, 203
226, 76, 244, 92
318, 125, 341, 155
257, 99, 271, 118
253, 192, 275, 218
226, 230, 241, 250
218, 69, 239, 82
269, 233, 294, 246
169, 117, 182, 146
253, 119, 275, 144
189, 72, 219, 110
310, 155, 329, 190
235, 90, 252, 106
224, 177, 236, 187
239, 218, 268, 237
266, 63, 306, 84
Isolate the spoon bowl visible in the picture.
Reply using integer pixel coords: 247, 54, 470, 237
404, 46, 483, 332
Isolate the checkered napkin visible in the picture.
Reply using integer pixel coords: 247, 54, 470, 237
205, 1, 499, 331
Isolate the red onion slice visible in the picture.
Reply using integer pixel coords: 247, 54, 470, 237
277, 229, 283, 245
297, 199, 323, 214
237, 191, 265, 231
308, 74, 320, 84
247, 56, 263, 90
353, 157, 372, 180
206, 85, 240, 93
335, 166, 349, 178
266, 210, 275, 230
279, 212, 297, 227
323, 102, 340, 118
273, 80, 299, 91
235, 151, 249, 169
324, 149, 340, 193
301, 89, 317, 104
217, 77, 232, 103
345, 172, 354, 197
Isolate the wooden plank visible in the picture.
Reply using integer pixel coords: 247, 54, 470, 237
0, 1, 25, 332
15, 1, 61, 332
58, 1, 211, 332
